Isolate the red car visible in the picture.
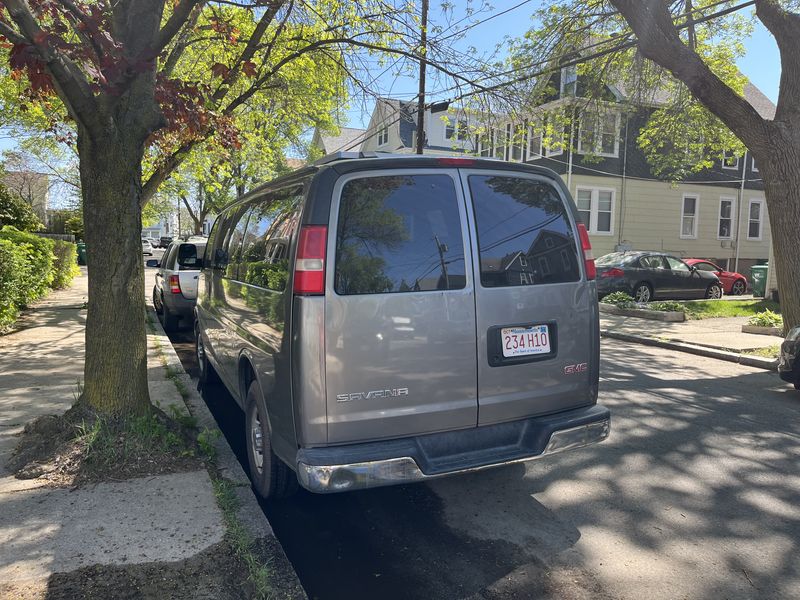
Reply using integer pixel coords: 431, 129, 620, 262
684, 259, 748, 295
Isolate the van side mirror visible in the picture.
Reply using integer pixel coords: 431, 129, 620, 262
145, 259, 159, 268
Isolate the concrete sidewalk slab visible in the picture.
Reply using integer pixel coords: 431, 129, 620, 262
0, 470, 224, 584
600, 314, 781, 352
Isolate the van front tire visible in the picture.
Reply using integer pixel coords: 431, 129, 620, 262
245, 380, 298, 499
195, 322, 219, 385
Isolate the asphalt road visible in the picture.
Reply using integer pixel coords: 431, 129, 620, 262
149, 263, 800, 599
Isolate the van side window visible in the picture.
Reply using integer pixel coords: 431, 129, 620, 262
224, 206, 251, 279
239, 188, 303, 291
334, 174, 466, 295
469, 175, 580, 287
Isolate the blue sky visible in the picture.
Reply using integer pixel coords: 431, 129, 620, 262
346, 0, 781, 128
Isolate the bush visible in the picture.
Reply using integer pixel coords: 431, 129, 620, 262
0, 238, 28, 328
0, 227, 54, 303
602, 291, 636, 308
748, 309, 783, 328
51, 239, 80, 289
648, 301, 685, 313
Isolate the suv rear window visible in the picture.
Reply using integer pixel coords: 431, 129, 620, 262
468, 175, 580, 287
334, 174, 466, 295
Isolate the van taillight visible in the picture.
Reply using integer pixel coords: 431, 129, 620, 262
169, 274, 181, 294
601, 268, 624, 278
577, 223, 596, 280
294, 225, 327, 295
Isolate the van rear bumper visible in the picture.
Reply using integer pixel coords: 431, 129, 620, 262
296, 404, 610, 493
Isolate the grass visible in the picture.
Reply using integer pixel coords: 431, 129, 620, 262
78, 410, 196, 470
680, 299, 781, 320
741, 345, 781, 359
213, 477, 273, 599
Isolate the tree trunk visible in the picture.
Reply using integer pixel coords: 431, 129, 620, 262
756, 144, 800, 334
78, 129, 151, 416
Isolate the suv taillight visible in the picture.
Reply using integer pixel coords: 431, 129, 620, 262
601, 268, 624, 278
294, 225, 327, 295
577, 223, 596, 280
169, 274, 181, 294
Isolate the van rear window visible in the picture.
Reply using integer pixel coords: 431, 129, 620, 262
334, 174, 466, 295
468, 175, 580, 288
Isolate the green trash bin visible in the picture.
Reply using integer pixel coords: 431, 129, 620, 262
750, 264, 768, 298
76, 242, 87, 266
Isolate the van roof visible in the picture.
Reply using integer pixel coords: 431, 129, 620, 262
224, 152, 568, 226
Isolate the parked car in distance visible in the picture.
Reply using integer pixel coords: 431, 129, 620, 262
141, 239, 153, 256
684, 259, 748, 295
148, 237, 161, 248
596, 251, 723, 301
194, 152, 610, 499
778, 326, 800, 390
159, 235, 174, 248
148, 240, 206, 331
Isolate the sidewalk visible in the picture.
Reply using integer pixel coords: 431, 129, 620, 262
0, 270, 304, 599
600, 313, 780, 369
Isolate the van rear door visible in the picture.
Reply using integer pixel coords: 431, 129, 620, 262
324, 170, 478, 444
462, 171, 597, 425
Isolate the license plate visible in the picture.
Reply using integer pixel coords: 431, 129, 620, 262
501, 324, 551, 358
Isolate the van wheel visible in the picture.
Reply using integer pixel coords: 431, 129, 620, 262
706, 283, 723, 299
245, 380, 298, 499
195, 322, 218, 385
633, 282, 652, 303
160, 300, 178, 332
794, 382, 800, 391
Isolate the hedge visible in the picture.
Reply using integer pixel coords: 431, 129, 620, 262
0, 227, 80, 330
52, 239, 81, 289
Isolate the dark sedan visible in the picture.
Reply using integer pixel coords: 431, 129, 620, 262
596, 251, 724, 302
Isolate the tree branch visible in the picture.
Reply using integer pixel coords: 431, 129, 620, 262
755, 0, 800, 121
1, 0, 105, 138
153, 0, 206, 59
609, 0, 770, 151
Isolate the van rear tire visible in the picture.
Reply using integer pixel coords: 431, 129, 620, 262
245, 380, 298, 499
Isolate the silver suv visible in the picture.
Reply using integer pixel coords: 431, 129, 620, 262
195, 153, 609, 498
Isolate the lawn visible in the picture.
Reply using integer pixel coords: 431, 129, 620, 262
680, 299, 781, 320
741, 345, 781, 359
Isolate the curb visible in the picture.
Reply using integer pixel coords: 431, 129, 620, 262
601, 330, 778, 371
599, 303, 685, 322
146, 307, 307, 599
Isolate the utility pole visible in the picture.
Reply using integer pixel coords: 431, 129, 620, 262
415, 0, 429, 155
434, 234, 449, 289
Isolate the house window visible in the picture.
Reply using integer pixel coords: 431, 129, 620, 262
528, 123, 542, 159
681, 194, 698, 239
544, 122, 564, 157
722, 151, 739, 169
718, 197, 734, 239
575, 187, 614, 234
493, 126, 507, 160
752, 157, 758, 173
377, 125, 389, 147
560, 65, 577, 97
445, 118, 469, 141
747, 199, 764, 240
510, 123, 524, 162
477, 129, 494, 157
578, 112, 619, 157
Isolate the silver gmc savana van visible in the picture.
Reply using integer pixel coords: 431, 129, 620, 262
194, 153, 610, 498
